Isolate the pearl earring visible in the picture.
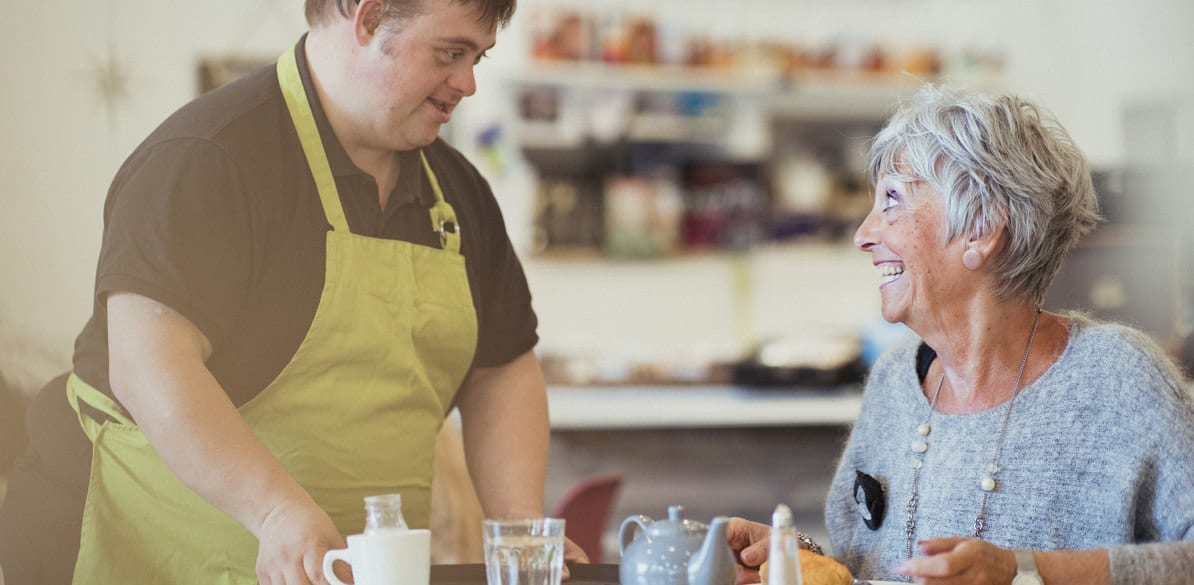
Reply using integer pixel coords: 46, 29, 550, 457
963, 248, 983, 270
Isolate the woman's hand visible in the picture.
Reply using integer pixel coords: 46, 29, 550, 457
894, 537, 1016, 585
726, 517, 771, 585
255, 498, 348, 585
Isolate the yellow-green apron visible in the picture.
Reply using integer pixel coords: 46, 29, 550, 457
66, 45, 478, 585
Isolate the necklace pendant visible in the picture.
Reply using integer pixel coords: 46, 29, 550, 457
986, 463, 1000, 474
911, 439, 928, 453
980, 476, 997, 492
916, 423, 931, 436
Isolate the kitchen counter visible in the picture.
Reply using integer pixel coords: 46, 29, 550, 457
546, 385, 863, 430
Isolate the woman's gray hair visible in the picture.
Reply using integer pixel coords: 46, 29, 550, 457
868, 84, 1101, 304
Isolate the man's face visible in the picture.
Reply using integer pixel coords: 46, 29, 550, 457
353, 0, 496, 151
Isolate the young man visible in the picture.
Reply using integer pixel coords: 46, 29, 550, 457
0, 1, 583, 583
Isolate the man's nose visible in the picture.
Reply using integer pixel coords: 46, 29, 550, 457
450, 66, 477, 97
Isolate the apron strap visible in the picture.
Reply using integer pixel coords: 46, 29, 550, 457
278, 43, 463, 254
421, 151, 462, 254
66, 373, 135, 441
277, 45, 350, 234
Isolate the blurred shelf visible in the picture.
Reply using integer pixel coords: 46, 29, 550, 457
525, 240, 858, 264
507, 63, 922, 148
513, 61, 780, 95
547, 384, 862, 430
514, 114, 728, 148
766, 73, 915, 121
515, 120, 586, 149
624, 112, 729, 143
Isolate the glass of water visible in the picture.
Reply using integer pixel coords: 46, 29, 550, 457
483, 518, 566, 585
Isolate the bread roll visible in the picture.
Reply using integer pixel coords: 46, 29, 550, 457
758, 549, 852, 585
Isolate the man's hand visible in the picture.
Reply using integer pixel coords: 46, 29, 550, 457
894, 537, 1016, 585
562, 536, 591, 579
726, 517, 771, 585
254, 497, 348, 585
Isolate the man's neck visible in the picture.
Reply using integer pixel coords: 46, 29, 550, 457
304, 30, 402, 208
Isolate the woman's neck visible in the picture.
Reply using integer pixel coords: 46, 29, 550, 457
919, 302, 1060, 414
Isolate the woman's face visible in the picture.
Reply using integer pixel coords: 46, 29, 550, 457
853, 174, 969, 328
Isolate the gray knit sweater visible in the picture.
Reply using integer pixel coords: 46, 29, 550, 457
826, 314, 1194, 584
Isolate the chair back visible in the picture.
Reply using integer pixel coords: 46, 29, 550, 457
550, 473, 624, 562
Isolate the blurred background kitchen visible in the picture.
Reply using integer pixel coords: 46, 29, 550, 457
2, 0, 1192, 562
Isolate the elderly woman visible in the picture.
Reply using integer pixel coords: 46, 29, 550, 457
729, 85, 1194, 585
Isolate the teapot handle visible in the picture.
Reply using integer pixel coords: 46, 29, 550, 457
618, 515, 652, 554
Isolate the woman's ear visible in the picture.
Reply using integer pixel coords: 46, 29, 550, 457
963, 222, 1006, 271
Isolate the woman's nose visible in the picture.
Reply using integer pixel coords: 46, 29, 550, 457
854, 208, 879, 252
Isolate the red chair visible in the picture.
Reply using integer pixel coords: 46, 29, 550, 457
550, 473, 624, 562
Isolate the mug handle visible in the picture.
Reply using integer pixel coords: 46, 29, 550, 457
323, 548, 353, 585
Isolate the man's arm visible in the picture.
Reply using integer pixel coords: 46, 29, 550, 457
455, 349, 550, 519
106, 291, 344, 584
455, 349, 590, 566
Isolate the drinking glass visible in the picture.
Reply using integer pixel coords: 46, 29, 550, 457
483, 518, 566, 585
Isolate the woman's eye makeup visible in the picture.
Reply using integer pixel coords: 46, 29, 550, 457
882, 188, 900, 210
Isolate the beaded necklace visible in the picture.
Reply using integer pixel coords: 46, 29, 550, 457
903, 308, 1042, 559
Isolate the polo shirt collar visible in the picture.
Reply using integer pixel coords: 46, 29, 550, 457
292, 35, 433, 209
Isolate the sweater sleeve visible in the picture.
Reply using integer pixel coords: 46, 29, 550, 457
1109, 541, 1194, 585
1103, 322, 1194, 585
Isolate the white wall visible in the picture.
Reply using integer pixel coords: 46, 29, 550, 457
1, 0, 1191, 393
0, 1, 311, 392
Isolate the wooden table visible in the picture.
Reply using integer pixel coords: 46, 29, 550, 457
432, 564, 620, 585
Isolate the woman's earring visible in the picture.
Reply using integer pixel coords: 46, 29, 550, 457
962, 248, 983, 270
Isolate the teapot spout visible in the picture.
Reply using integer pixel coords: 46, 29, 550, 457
687, 517, 735, 585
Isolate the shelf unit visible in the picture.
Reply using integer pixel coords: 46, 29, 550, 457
506, 62, 919, 149
546, 384, 863, 430
513, 61, 781, 95
504, 60, 911, 259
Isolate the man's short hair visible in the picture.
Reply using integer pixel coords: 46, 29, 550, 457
304, 0, 516, 30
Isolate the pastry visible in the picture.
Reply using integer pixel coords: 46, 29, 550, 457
758, 549, 852, 585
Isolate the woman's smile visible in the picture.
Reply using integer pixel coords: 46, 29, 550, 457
877, 261, 906, 288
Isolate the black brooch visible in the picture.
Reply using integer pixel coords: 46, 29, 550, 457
854, 470, 886, 530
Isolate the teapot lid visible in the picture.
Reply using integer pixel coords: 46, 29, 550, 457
650, 505, 707, 537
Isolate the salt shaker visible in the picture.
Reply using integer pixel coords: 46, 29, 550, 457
767, 504, 803, 585
363, 493, 408, 533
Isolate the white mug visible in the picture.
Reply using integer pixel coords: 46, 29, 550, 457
323, 529, 431, 585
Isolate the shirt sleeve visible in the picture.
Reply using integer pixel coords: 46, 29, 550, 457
96, 137, 253, 347
470, 183, 539, 368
